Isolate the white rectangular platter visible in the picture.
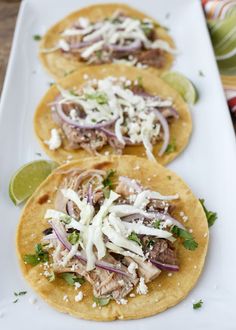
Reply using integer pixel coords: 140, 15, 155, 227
0, 0, 236, 329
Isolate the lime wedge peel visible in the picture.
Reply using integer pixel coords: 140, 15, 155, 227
161, 71, 198, 105
9, 160, 58, 205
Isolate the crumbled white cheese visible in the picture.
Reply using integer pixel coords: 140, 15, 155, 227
136, 277, 148, 295
168, 272, 173, 277
129, 293, 136, 298
128, 261, 138, 275
70, 109, 78, 121
75, 291, 83, 302
83, 74, 89, 80
117, 298, 128, 305
63, 295, 69, 302
204, 232, 208, 238
92, 302, 97, 308
45, 128, 62, 150
74, 282, 81, 290
78, 17, 90, 28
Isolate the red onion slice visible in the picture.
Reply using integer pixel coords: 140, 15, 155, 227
100, 127, 132, 144
150, 259, 179, 272
87, 184, 93, 205
66, 201, 77, 218
69, 37, 102, 50
147, 211, 186, 230
161, 107, 179, 119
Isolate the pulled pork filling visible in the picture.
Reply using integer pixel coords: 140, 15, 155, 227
43, 12, 176, 69
24, 169, 198, 305
49, 76, 179, 159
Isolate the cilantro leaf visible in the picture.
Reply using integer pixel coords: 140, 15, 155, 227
33, 34, 41, 41
198, 70, 205, 77
193, 299, 203, 309
165, 140, 176, 154
60, 272, 85, 286
102, 170, 115, 198
171, 226, 198, 251
69, 90, 79, 96
199, 199, 217, 227
14, 291, 27, 296
153, 220, 161, 229
146, 239, 155, 248
68, 231, 80, 245
128, 232, 141, 245
95, 50, 102, 59
24, 243, 49, 266
85, 92, 108, 104
93, 296, 110, 306
183, 240, 198, 251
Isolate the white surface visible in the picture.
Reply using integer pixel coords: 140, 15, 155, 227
0, 0, 235, 329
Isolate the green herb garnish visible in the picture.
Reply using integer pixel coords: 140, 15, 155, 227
24, 243, 49, 266
102, 169, 115, 198
14, 291, 27, 296
60, 272, 85, 286
167, 175, 172, 180
146, 239, 155, 248
33, 34, 41, 41
95, 50, 102, 59
140, 23, 152, 36
153, 220, 161, 229
102, 169, 115, 188
193, 299, 203, 309
63, 69, 75, 77
69, 90, 79, 96
128, 232, 141, 245
171, 226, 198, 251
165, 140, 176, 154
68, 231, 80, 245
137, 76, 143, 87
93, 296, 110, 306
198, 70, 205, 77
199, 199, 217, 227
85, 92, 108, 104
13, 299, 18, 303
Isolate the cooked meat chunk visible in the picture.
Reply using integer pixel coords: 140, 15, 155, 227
137, 49, 166, 68
62, 123, 108, 152
149, 239, 178, 265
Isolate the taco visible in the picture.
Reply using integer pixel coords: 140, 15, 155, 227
34, 64, 192, 165
39, 3, 176, 78
16, 156, 208, 321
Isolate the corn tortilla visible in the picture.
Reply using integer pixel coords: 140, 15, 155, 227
16, 155, 208, 321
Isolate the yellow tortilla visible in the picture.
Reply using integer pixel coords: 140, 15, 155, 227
16, 155, 208, 321
34, 64, 192, 165
39, 3, 175, 79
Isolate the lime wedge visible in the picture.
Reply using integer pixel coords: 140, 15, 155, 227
9, 160, 58, 205
161, 71, 198, 105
